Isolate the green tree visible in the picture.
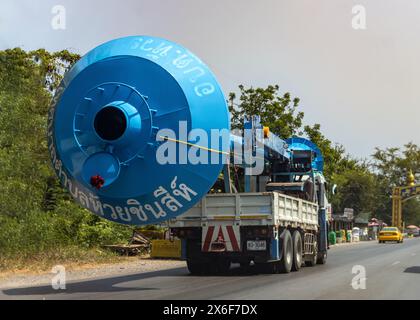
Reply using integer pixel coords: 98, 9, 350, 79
372, 143, 420, 224
0, 48, 132, 264
303, 123, 358, 182
331, 168, 379, 215
228, 84, 384, 218
0, 48, 79, 217
228, 85, 303, 139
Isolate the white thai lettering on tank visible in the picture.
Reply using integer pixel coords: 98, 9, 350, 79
183, 66, 206, 83
194, 83, 215, 97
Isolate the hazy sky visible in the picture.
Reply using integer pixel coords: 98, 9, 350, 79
1, 0, 419, 159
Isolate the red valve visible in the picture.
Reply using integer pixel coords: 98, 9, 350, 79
90, 175, 105, 190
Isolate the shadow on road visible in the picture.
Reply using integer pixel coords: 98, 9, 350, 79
1, 267, 188, 297
404, 266, 420, 274
1, 264, 268, 297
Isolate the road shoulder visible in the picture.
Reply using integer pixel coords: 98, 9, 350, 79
0, 258, 186, 290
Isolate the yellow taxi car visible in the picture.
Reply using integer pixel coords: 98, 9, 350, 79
378, 227, 404, 243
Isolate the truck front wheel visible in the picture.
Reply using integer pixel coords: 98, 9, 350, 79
317, 251, 327, 265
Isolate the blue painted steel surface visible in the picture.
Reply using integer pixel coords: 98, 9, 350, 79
47, 36, 230, 225
270, 235, 280, 261
286, 137, 324, 172
318, 208, 328, 253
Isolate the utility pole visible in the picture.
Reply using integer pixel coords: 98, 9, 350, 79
391, 170, 418, 230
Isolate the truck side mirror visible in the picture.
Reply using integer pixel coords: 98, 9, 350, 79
332, 184, 337, 195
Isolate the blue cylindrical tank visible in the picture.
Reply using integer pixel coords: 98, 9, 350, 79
47, 36, 230, 225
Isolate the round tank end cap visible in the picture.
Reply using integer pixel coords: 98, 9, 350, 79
82, 152, 120, 189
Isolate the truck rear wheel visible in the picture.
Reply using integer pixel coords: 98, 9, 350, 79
278, 229, 293, 273
291, 231, 303, 271
187, 260, 206, 275
216, 258, 231, 274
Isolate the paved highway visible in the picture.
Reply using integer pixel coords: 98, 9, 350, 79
2, 238, 420, 300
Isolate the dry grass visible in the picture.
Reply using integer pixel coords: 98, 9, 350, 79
0, 246, 134, 279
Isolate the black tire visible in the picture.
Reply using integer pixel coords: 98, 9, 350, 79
291, 231, 303, 271
278, 229, 293, 273
205, 261, 219, 275
256, 262, 277, 274
317, 251, 327, 265
187, 260, 206, 275
217, 258, 231, 274
305, 240, 317, 267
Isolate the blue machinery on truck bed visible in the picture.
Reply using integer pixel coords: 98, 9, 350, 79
48, 36, 329, 268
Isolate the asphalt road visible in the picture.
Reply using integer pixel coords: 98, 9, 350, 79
2, 238, 420, 300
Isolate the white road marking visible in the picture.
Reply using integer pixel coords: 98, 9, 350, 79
391, 261, 400, 266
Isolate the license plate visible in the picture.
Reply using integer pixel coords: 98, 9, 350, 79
247, 240, 266, 251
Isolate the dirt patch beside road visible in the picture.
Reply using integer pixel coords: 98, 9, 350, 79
0, 257, 186, 290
